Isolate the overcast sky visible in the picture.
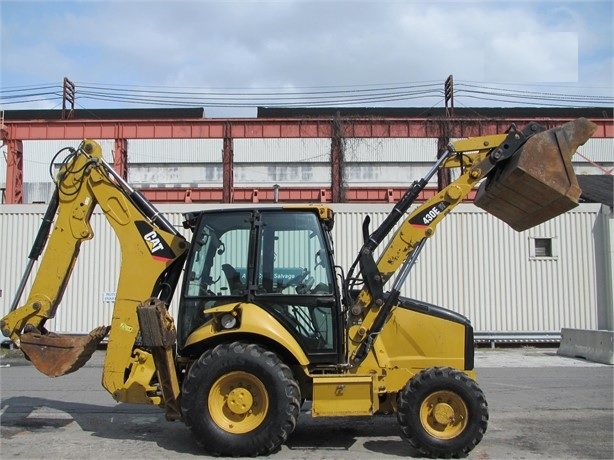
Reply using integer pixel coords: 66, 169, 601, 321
1, 0, 612, 117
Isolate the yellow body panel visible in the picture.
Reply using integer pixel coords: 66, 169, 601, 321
374, 307, 474, 385
184, 302, 310, 366
307, 306, 473, 413
312, 375, 376, 417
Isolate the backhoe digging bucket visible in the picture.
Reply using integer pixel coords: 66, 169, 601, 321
475, 118, 597, 231
18, 325, 110, 377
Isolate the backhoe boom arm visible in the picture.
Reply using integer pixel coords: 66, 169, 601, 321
0, 141, 188, 410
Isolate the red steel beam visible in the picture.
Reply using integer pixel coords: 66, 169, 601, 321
330, 122, 343, 202
3, 116, 610, 204
4, 117, 611, 140
137, 186, 472, 204
4, 140, 24, 204
222, 124, 234, 203
113, 138, 128, 180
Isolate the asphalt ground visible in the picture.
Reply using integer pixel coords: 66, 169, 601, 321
1, 346, 612, 460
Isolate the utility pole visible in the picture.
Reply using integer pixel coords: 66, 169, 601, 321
438, 75, 455, 190
62, 77, 76, 120
444, 75, 454, 117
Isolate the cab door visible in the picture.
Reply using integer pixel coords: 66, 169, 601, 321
253, 210, 342, 364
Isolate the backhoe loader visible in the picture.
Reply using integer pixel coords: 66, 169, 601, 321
1, 118, 596, 458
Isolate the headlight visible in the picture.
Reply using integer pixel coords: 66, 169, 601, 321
220, 313, 237, 329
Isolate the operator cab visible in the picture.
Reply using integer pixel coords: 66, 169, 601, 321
178, 207, 343, 364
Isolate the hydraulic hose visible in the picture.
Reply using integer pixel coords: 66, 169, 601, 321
10, 188, 60, 312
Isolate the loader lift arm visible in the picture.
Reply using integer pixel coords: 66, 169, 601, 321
347, 118, 597, 365
0, 140, 189, 415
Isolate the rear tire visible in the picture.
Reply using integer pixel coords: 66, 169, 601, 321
397, 367, 488, 458
181, 342, 301, 456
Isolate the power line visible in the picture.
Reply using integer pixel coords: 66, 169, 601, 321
456, 83, 613, 102
1, 80, 611, 109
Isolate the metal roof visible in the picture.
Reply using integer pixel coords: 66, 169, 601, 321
578, 175, 614, 207
2, 107, 204, 121
257, 106, 614, 119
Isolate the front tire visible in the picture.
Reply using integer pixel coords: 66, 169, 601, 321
181, 342, 301, 456
397, 367, 488, 458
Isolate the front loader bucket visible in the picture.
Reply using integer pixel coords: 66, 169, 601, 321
18, 325, 110, 377
475, 118, 597, 231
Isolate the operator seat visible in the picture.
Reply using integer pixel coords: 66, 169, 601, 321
222, 264, 243, 295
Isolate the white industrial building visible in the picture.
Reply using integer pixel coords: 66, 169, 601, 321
1, 135, 612, 202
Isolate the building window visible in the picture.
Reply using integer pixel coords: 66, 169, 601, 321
534, 238, 552, 257
529, 237, 556, 259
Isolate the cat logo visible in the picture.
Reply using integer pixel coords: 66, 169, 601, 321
144, 230, 165, 253
135, 221, 175, 262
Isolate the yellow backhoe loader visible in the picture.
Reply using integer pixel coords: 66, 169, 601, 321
1, 118, 596, 457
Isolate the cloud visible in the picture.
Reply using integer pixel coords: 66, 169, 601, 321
485, 31, 578, 82
1, 0, 611, 115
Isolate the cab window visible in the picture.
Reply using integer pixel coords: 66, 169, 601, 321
185, 212, 251, 297
256, 212, 333, 295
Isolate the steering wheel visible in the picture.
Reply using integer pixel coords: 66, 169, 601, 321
197, 285, 216, 297
279, 269, 313, 292
295, 275, 315, 294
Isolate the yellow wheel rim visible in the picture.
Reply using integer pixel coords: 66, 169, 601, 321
208, 371, 269, 434
419, 390, 468, 440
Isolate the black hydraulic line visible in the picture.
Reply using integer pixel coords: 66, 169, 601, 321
345, 152, 450, 293
10, 188, 60, 312
364, 179, 426, 252
28, 188, 59, 260
153, 254, 188, 305
364, 152, 449, 252
363, 120, 542, 256
351, 289, 401, 365
99, 158, 180, 237
351, 238, 427, 366
127, 188, 179, 236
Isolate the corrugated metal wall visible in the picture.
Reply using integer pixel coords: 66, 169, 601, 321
572, 138, 614, 175
234, 164, 331, 187
331, 203, 605, 334
232, 138, 439, 187
0, 203, 606, 336
129, 164, 224, 186
234, 138, 330, 163
576, 138, 614, 162
234, 137, 438, 163
128, 139, 223, 163
3, 137, 611, 203
127, 139, 225, 186
5, 140, 117, 203
20, 140, 116, 182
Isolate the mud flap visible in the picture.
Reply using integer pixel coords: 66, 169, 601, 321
475, 118, 597, 231
19, 325, 110, 377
